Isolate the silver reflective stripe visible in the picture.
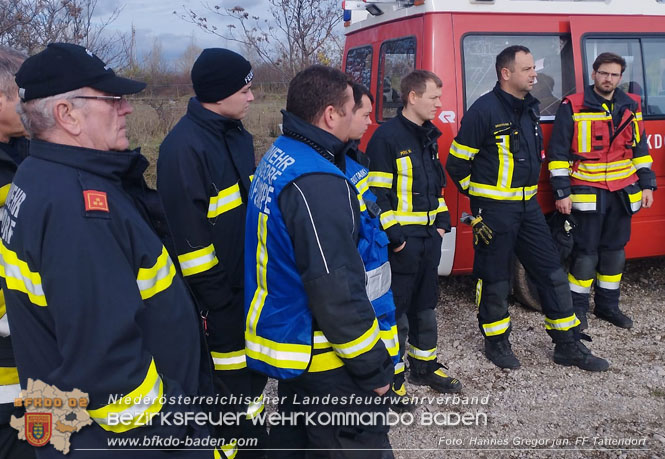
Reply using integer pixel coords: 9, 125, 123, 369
545, 316, 579, 330
550, 169, 569, 177
245, 336, 311, 365
579, 121, 589, 152
635, 161, 652, 170
366, 262, 392, 301
136, 256, 174, 293
597, 279, 620, 290
313, 332, 331, 347
483, 320, 510, 335
333, 321, 380, 358
572, 202, 596, 212
569, 282, 592, 294
630, 200, 641, 213
0, 314, 9, 337
0, 383, 20, 403
394, 214, 428, 224
0, 255, 46, 300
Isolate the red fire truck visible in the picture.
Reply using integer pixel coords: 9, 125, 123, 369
342, 0, 665, 306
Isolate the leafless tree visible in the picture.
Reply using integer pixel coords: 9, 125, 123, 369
180, 0, 343, 80
0, 0, 130, 68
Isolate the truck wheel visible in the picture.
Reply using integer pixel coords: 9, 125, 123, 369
512, 258, 543, 312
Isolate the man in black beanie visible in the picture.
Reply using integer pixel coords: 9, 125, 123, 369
157, 48, 267, 457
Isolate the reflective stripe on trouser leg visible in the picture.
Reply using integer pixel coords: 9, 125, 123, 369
595, 248, 625, 313
407, 308, 438, 358
568, 252, 598, 315
476, 279, 511, 341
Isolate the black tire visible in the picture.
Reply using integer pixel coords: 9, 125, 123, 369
512, 258, 543, 312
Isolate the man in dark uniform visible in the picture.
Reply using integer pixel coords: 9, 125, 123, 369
157, 49, 267, 455
1, 43, 221, 458
366, 70, 461, 396
446, 45, 608, 372
0, 45, 34, 459
548, 52, 656, 330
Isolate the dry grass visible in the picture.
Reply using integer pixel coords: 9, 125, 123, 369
126, 91, 285, 187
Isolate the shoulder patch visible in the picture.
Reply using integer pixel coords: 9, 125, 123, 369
83, 190, 109, 212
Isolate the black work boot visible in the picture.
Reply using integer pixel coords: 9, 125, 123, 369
407, 359, 462, 393
553, 340, 609, 372
594, 308, 633, 329
484, 337, 520, 369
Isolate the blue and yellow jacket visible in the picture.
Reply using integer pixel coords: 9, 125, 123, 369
244, 112, 393, 390
344, 150, 399, 367
0, 140, 215, 458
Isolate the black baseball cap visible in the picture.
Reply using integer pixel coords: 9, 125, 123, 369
15, 43, 146, 102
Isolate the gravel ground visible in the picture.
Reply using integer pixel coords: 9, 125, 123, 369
386, 257, 665, 458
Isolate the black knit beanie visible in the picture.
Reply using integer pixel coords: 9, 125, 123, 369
191, 48, 253, 102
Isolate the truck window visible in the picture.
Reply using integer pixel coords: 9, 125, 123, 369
585, 37, 665, 117
462, 35, 575, 120
345, 46, 373, 89
377, 36, 416, 121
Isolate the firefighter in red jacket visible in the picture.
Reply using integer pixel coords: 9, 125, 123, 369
548, 52, 657, 330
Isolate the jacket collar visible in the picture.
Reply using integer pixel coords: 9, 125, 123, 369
29, 139, 148, 183
0, 136, 29, 169
281, 110, 347, 170
493, 82, 540, 112
187, 97, 245, 134
396, 109, 442, 145
584, 84, 633, 110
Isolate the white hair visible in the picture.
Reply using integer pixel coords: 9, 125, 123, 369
17, 88, 88, 139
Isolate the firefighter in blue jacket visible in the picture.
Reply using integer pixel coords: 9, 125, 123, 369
0, 45, 34, 459
446, 45, 608, 372
1, 43, 224, 458
245, 66, 394, 456
157, 49, 267, 455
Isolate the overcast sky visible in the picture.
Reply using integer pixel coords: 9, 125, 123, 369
98, 0, 265, 64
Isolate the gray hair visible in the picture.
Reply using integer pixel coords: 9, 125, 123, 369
17, 88, 88, 139
0, 46, 27, 98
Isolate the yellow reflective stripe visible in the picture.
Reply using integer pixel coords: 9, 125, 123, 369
208, 183, 243, 218
380, 325, 399, 357
245, 332, 311, 370
570, 194, 596, 203
436, 198, 448, 214
313, 331, 332, 350
379, 210, 398, 230
573, 113, 610, 121
211, 349, 247, 371
571, 165, 636, 182
633, 154, 653, 169
0, 366, 19, 385
459, 175, 470, 191
482, 317, 510, 336
332, 318, 380, 359
308, 351, 344, 372
449, 140, 479, 161
136, 246, 176, 300
597, 273, 622, 290
221, 439, 238, 459
394, 211, 429, 225
178, 244, 219, 277
247, 213, 269, 334
358, 195, 367, 212
246, 394, 265, 420
368, 171, 393, 189
0, 184, 10, 207
475, 279, 482, 307
633, 118, 641, 145
544, 314, 580, 331
577, 120, 591, 153
576, 159, 632, 172
407, 345, 436, 361
548, 161, 570, 177
249, 174, 254, 182
635, 111, 643, 121
0, 241, 47, 307
495, 135, 514, 189
568, 273, 593, 294
468, 183, 537, 201
396, 157, 413, 212
355, 176, 370, 196
394, 361, 405, 375
88, 359, 164, 433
